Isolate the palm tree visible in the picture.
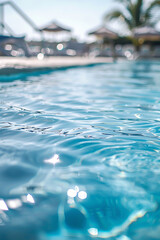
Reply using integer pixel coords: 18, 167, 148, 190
104, 0, 160, 51
105, 0, 160, 31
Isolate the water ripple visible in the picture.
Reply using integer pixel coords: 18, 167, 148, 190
0, 60, 160, 239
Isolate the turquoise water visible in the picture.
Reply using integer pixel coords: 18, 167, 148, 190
0, 61, 160, 240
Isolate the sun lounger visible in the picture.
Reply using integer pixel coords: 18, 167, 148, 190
0, 35, 30, 57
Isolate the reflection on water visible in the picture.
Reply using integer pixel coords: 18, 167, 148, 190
0, 60, 160, 239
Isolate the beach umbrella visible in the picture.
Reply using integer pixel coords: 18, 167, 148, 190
88, 26, 118, 57
39, 21, 71, 33
132, 26, 160, 54
39, 21, 71, 55
88, 26, 118, 39
132, 26, 160, 41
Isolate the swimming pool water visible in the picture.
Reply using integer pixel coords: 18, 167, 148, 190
0, 61, 160, 240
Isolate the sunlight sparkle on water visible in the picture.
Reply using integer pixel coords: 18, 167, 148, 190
135, 114, 141, 119
67, 186, 87, 200
67, 189, 77, 198
7, 199, 22, 209
0, 200, 8, 211
78, 191, 87, 200
44, 154, 60, 165
88, 228, 98, 236
27, 194, 35, 204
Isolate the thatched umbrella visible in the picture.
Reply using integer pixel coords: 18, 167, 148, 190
40, 21, 71, 33
132, 26, 160, 53
88, 26, 118, 39
39, 21, 71, 55
133, 26, 160, 41
88, 26, 118, 57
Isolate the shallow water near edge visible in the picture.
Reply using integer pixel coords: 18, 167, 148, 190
0, 60, 160, 240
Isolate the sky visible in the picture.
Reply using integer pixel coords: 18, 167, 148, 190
3, 0, 116, 41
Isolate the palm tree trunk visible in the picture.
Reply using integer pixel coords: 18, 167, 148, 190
135, 44, 140, 52
110, 40, 116, 60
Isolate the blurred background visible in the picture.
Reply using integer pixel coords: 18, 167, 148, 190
0, 0, 160, 58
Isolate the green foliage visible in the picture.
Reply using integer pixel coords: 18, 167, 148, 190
104, 0, 160, 31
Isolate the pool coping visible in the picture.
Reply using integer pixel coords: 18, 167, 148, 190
0, 56, 113, 76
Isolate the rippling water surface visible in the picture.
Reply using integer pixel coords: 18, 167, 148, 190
0, 60, 160, 240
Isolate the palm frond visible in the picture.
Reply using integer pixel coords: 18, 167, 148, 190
104, 0, 160, 32
115, 0, 132, 6
104, 10, 133, 30
105, 10, 124, 20
148, 0, 160, 8
144, 0, 160, 20
134, 0, 143, 26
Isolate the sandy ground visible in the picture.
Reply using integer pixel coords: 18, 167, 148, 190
0, 56, 113, 75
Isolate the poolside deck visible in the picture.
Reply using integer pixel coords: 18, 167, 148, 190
0, 56, 113, 75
